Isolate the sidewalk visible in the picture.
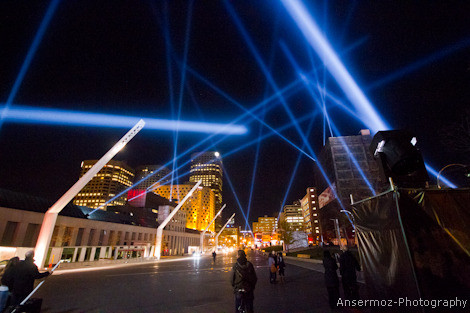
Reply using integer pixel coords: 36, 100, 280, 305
284, 255, 365, 284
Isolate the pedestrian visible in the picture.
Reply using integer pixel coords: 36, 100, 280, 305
212, 250, 217, 263
231, 250, 257, 313
277, 252, 285, 284
322, 250, 340, 309
268, 251, 277, 284
0, 257, 19, 310
1, 257, 20, 291
10, 250, 50, 306
339, 248, 361, 300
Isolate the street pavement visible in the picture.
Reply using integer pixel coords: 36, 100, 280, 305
33, 250, 364, 313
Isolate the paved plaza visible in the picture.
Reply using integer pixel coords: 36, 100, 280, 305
34, 250, 365, 313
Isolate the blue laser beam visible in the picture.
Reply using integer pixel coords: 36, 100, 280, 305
276, 116, 316, 224
102, 107, 318, 219
112, 108, 317, 218
171, 0, 194, 200
305, 72, 377, 195
367, 37, 470, 91
221, 163, 252, 232
245, 24, 281, 231
184, 65, 316, 161
282, 1, 455, 188
0, 0, 61, 131
281, 0, 389, 133
425, 164, 457, 188
1, 105, 247, 135
224, 0, 317, 161
280, 40, 376, 195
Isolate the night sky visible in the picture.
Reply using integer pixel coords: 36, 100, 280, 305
1, 1, 469, 227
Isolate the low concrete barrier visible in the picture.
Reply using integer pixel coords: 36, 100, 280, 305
297, 254, 311, 259
284, 255, 322, 264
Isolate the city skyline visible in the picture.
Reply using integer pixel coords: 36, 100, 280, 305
0, 1, 469, 228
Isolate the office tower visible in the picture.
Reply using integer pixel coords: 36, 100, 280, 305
152, 183, 215, 232
189, 152, 223, 212
300, 187, 321, 245
73, 160, 134, 210
134, 165, 170, 190
280, 201, 304, 231
316, 129, 387, 243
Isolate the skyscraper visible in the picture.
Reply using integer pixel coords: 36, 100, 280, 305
134, 165, 170, 190
73, 160, 134, 210
189, 151, 223, 212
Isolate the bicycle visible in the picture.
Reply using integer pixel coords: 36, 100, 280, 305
236, 288, 248, 313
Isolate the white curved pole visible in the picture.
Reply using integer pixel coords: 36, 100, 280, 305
200, 204, 226, 253
34, 120, 145, 268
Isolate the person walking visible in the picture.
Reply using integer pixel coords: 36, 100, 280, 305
323, 250, 340, 309
0, 257, 19, 310
268, 251, 277, 284
339, 248, 361, 300
230, 250, 257, 313
277, 252, 286, 284
10, 250, 50, 306
1, 257, 20, 291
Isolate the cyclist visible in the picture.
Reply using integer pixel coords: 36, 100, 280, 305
230, 250, 257, 313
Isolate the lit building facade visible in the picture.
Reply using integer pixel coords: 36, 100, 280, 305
189, 152, 223, 212
252, 216, 277, 233
152, 183, 215, 232
133, 165, 170, 190
219, 225, 239, 247
300, 187, 321, 245
73, 160, 134, 210
279, 201, 304, 231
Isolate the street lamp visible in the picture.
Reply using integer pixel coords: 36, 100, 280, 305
437, 164, 468, 189
340, 210, 356, 230
330, 218, 345, 250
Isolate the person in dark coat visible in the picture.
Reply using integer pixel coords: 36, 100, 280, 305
1, 257, 20, 291
231, 250, 257, 313
1, 256, 20, 309
277, 252, 286, 284
322, 250, 340, 309
10, 251, 50, 306
339, 249, 361, 300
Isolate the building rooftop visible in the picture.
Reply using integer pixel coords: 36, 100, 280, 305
0, 188, 158, 228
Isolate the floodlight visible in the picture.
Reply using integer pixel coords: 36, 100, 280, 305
370, 130, 429, 188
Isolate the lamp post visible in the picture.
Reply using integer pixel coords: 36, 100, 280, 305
331, 218, 345, 250
34, 120, 145, 268
437, 163, 467, 189
340, 210, 356, 229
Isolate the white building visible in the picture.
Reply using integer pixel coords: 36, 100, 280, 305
0, 189, 199, 266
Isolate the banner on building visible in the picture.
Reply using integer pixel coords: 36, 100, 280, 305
318, 183, 336, 208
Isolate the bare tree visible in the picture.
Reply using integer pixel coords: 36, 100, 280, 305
439, 109, 470, 153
